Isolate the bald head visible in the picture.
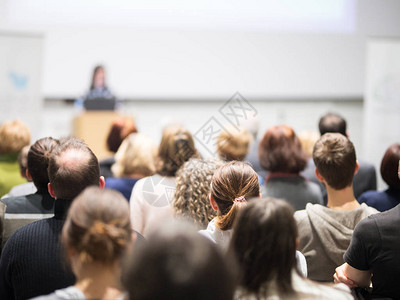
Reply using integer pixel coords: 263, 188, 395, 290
48, 137, 100, 200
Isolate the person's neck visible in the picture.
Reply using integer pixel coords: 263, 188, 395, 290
326, 185, 360, 210
74, 262, 123, 299
126, 172, 147, 179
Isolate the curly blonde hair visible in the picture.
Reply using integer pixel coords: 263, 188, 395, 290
173, 158, 223, 229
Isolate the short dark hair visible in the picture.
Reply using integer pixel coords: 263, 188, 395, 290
258, 125, 307, 173
229, 197, 297, 296
48, 137, 100, 200
123, 224, 234, 300
318, 112, 347, 136
27, 137, 59, 192
313, 133, 356, 190
380, 144, 400, 189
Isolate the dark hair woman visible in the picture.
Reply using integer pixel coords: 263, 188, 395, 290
230, 198, 353, 299
358, 144, 400, 211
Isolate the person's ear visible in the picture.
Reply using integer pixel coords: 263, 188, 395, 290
25, 169, 33, 181
99, 176, 105, 189
354, 161, 359, 175
48, 183, 56, 199
259, 193, 262, 198
209, 194, 219, 211
315, 168, 325, 183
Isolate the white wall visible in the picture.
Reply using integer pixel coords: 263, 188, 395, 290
0, 0, 399, 99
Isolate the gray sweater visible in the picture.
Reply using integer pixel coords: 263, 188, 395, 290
294, 203, 378, 282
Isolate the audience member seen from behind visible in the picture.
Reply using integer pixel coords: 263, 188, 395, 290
0, 120, 31, 197
1, 145, 37, 198
0, 137, 105, 300
1, 137, 59, 214
106, 133, 156, 201
334, 157, 400, 299
173, 158, 222, 230
217, 125, 252, 161
295, 133, 377, 282
123, 223, 234, 300
32, 187, 134, 300
100, 117, 138, 178
258, 125, 323, 210
358, 144, 400, 211
199, 161, 259, 251
130, 125, 199, 237
231, 198, 353, 300
302, 112, 377, 201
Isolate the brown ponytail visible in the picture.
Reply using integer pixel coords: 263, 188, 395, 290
211, 161, 259, 231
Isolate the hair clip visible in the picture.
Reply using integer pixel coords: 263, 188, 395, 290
234, 196, 246, 203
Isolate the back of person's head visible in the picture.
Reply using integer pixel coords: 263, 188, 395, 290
0, 120, 31, 155
211, 161, 259, 231
156, 125, 199, 177
48, 137, 100, 200
318, 112, 347, 136
380, 144, 400, 189
106, 117, 138, 153
18, 145, 30, 180
258, 124, 307, 173
313, 133, 356, 190
123, 223, 234, 300
298, 130, 320, 158
111, 133, 156, 178
174, 158, 223, 229
62, 187, 132, 265
229, 197, 297, 296
28, 137, 59, 193
217, 125, 252, 161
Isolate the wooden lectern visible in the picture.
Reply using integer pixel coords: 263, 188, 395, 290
73, 111, 120, 160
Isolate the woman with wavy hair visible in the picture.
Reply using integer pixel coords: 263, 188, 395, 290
231, 198, 353, 299
258, 125, 323, 210
33, 187, 134, 300
173, 158, 222, 229
130, 125, 199, 237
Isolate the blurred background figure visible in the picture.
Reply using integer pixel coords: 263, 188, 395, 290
298, 130, 320, 159
0, 120, 31, 197
1, 145, 36, 198
106, 133, 157, 201
130, 125, 199, 237
230, 197, 353, 299
32, 187, 134, 300
100, 117, 138, 178
123, 223, 234, 300
358, 144, 400, 211
258, 125, 323, 210
173, 158, 222, 230
217, 125, 252, 162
